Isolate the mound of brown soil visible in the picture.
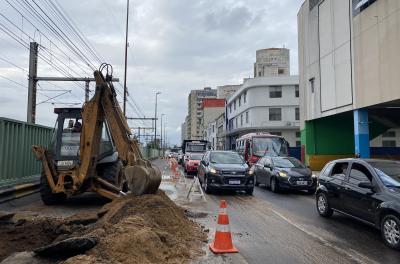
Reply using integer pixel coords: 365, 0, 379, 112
0, 191, 207, 264
0, 217, 61, 261
66, 191, 207, 263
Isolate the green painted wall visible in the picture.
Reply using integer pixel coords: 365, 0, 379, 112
304, 112, 355, 155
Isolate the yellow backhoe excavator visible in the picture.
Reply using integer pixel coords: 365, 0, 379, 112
32, 64, 161, 205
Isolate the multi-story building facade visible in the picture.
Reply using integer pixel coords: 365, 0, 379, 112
216, 112, 226, 150
186, 88, 217, 140
298, 0, 400, 169
217, 84, 241, 99
254, 48, 290, 77
202, 99, 225, 141
225, 76, 300, 149
181, 121, 187, 142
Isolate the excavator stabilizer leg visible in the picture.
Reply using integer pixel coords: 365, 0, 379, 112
124, 159, 161, 195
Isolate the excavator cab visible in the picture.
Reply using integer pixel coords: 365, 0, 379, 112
50, 108, 117, 173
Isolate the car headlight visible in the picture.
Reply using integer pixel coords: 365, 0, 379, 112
210, 168, 217, 174
279, 172, 288, 177
312, 174, 317, 179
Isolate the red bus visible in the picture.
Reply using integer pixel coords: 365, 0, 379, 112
236, 132, 289, 165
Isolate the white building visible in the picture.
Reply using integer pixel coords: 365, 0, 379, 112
206, 120, 217, 150
217, 84, 241, 99
225, 76, 300, 149
254, 48, 290, 77
298, 0, 400, 169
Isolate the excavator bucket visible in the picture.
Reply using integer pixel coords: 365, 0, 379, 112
124, 159, 162, 195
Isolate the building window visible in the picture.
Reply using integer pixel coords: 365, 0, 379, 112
295, 108, 300, 121
278, 68, 284, 75
235, 118, 238, 128
296, 141, 301, 147
295, 85, 299, 97
239, 95, 241, 107
270, 132, 282, 136
269, 86, 282, 98
234, 100, 236, 110
309, 78, 315, 93
382, 131, 396, 137
258, 72, 262, 77
269, 108, 282, 121
212, 125, 215, 133
382, 140, 396, 147
229, 104, 232, 113
240, 114, 243, 126
243, 92, 247, 103
246, 111, 249, 123
296, 131, 301, 138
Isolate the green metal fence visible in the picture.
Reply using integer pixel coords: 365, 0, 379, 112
141, 147, 160, 160
0, 117, 160, 189
0, 117, 53, 188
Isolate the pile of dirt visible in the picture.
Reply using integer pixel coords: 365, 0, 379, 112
0, 191, 207, 264
0, 216, 61, 261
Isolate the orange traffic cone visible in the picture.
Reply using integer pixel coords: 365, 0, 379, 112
209, 200, 239, 254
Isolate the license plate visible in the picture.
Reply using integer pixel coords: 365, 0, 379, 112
296, 181, 308, 186
229, 180, 241, 185
57, 160, 73, 166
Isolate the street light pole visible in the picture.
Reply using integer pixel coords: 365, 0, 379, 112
154, 92, 161, 148
123, 0, 130, 116
160, 113, 165, 153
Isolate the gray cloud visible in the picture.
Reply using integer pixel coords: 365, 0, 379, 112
0, 0, 303, 145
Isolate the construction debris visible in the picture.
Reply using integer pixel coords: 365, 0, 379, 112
0, 191, 207, 264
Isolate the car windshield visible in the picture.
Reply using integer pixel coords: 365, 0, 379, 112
210, 152, 243, 164
190, 154, 203, 160
369, 161, 400, 188
252, 137, 288, 157
272, 157, 305, 168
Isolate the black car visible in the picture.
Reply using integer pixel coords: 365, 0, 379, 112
253, 156, 317, 193
197, 151, 254, 194
316, 158, 400, 250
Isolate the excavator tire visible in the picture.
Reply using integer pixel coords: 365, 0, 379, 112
40, 171, 66, 205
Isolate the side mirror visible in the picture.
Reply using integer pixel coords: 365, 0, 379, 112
358, 181, 374, 190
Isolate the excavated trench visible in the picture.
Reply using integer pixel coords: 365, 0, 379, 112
0, 191, 207, 264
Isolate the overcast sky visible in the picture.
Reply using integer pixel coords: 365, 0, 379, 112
0, 0, 304, 146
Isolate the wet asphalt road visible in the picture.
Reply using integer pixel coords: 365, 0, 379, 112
1, 159, 399, 264
154, 159, 400, 264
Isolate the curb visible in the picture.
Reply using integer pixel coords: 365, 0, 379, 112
0, 182, 40, 204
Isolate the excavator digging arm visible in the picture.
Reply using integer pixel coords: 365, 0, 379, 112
33, 65, 161, 200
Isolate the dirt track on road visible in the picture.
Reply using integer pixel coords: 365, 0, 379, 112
0, 191, 207, 264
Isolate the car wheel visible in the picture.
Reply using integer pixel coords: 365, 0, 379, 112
316, 192, 333, 217
254, 174, 260, 187
270, 177, 279, 193
381, 214, 400, 250
245, 188, 254, 195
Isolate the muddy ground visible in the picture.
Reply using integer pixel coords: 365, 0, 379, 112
0, 191, 207, 264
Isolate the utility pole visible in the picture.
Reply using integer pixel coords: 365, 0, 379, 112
160, 113, 165, 154
27, 42, 38, 124
163, 123, 166, 149
154, 92, 161, 149
123, 0, 130, 116
85, 81, 90, 102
